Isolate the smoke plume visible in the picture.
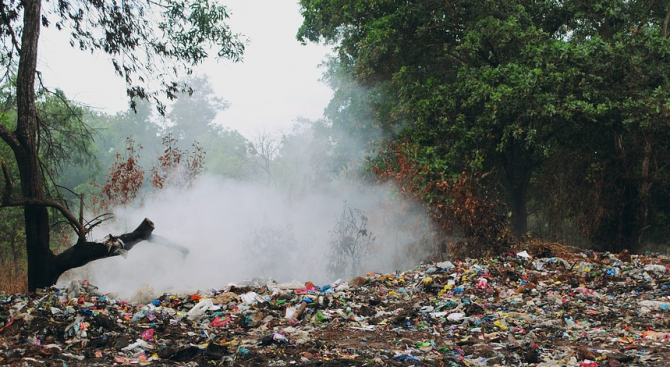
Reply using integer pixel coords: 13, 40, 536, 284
78, 174, 434, 298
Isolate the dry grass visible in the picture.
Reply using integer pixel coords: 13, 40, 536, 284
0, 261, 94, 295
0, 261, 27, 294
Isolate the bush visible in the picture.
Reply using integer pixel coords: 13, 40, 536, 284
371, 140, 513, 258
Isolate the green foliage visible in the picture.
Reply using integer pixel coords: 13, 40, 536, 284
83, 74, 251, 185
0, 0, 245, 113
1, 86, 94, 270
36, 89, 96, 175
299, 0, 670, 253
195, 128, 250, 179
0, 0, 245, 289
166, 75, 231, 142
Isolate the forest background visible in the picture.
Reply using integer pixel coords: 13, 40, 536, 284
2, 0, 670, 292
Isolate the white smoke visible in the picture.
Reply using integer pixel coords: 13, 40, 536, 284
79, 174, 434, 298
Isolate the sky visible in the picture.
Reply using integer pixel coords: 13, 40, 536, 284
37, 0, 334, 137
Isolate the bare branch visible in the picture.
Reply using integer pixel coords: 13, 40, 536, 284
4, 197, 86, 238
1, 158, 87, 239
85, 213, 114, 229
79, 193, 84, 226
148, 234, 190, 257
36, 74, 92, 131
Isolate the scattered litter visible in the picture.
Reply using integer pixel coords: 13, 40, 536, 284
1, 247, 670, 365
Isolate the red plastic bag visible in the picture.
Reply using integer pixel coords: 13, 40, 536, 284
211, 315, 232, 327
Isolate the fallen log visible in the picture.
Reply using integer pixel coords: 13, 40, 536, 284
50, 218, 188, 285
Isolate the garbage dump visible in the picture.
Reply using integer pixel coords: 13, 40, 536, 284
1, 244, 670, 366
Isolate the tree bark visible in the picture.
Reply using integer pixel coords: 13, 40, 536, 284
635, 137, 652, 246
15, 0, 48, 291
510, 188, 529, 238
49, 218, 157, 286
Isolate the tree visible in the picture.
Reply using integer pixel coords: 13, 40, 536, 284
327, 202, 375, 279
0, 0, 244, 290
163, 74, 251, 180
298, 0, 590, 238
371, 140, 513, 257
247, 128, 284, 186
272, 118, 347, 200
0, 110, 24, 285
92, 100, 162, 159
298, 0, 670, 252
167, 74, 230, 142
198, 127, 250, 179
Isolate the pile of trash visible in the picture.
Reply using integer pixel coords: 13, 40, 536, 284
2, 245, 670, 366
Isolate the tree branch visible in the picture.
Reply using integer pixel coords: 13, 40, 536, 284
4, 197, 85, 237
116, 218, 155, 251
85, 213, 114, 233
49, 218, 189, 284
1, 158, 86, 238
0, 122, 19, 151
50, 219, 155, 281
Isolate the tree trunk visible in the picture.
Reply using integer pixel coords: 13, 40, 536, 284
634, 137, 652, 245
23, 205, 53, 290
613, 137, 653, 253
510, 189, 529, 238
596, 133, 652, 254
502, 145, 533, 239
15, 0, 48, 291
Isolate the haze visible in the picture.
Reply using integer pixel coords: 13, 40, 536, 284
37, 1, 438, 298
38, 0, 333, 137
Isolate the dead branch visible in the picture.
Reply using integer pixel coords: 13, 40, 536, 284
50, 218, 156, 284
85, 213, 115, 234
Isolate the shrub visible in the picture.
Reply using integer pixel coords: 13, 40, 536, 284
371, 140, 512, 258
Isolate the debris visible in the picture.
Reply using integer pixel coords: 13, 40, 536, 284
2, 247, 670, 365
129, 283, 157, 305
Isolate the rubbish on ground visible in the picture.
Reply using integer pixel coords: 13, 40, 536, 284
2, 245, 670, 365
